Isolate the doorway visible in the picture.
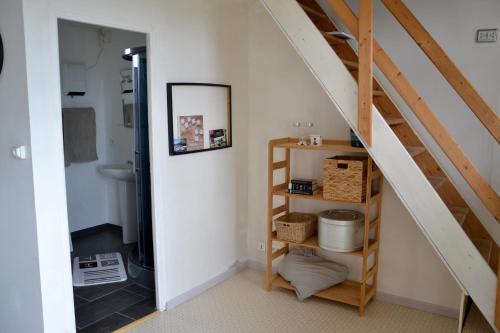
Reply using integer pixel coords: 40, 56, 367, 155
58, 19, 156, 332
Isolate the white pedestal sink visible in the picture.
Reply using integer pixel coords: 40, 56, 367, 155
98, 164, 135, 181
98, 164, 137, 244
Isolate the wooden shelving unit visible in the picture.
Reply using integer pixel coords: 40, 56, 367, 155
266, 137, 384, 316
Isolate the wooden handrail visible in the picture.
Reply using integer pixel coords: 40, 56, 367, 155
324, 0, 500, 222
380, 0, 500, 144
357, 0, 374, 145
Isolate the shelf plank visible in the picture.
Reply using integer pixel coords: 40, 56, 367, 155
273, 275, 373, 307
274, 140, 366, 153
272, 233, 320, 249
273, 187, 372, 205
271, 233, 378, 257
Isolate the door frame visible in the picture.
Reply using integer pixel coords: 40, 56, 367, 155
52, 11, 165, 328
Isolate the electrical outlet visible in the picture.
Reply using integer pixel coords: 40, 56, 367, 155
257, 242, 265, 252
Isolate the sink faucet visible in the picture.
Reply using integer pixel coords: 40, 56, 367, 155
127, 160, 135, 174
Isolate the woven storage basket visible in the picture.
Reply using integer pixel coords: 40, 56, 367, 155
323, 156, 368, 202
275, 212, 317, 243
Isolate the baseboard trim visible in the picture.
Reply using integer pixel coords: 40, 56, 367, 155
165, 259, 247, 310
71, 223, 122, 239
247, 259, 266, 272
376, 291, 459, 319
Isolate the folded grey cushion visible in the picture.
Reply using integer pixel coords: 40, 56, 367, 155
278, 248, 349, 301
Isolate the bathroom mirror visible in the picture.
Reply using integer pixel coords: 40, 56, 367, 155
167, 82, 232, 155
121, 68, 133, 128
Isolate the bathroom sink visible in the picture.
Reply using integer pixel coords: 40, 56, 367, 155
98, 164, 135, 182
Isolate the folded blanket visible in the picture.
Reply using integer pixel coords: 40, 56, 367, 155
278, 248, 349, 301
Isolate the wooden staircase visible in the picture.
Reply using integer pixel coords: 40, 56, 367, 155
260, 0, 499, 330
297, 0, 499, 268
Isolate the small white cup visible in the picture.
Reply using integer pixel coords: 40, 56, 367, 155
310, 134, 322, 146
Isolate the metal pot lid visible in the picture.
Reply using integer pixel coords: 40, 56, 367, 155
318, 209, 364, 224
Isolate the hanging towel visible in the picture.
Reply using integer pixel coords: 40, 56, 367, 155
62, 107, 98, 166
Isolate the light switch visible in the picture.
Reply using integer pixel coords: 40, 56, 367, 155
11, 145, 27, 160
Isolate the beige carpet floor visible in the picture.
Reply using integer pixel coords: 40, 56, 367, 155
127, 269, 492, 333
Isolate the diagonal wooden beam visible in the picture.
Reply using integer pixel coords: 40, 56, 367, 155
324, 0, 500, 222
357, 0, 374, 145
380, 0, 500, 144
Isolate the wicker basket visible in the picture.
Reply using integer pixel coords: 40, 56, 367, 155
323, 156, 368, 202
275, 212, 317, 243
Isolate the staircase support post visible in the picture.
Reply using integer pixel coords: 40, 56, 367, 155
358, 0, 373, 145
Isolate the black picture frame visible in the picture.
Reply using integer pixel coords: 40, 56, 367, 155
167, 82, 232, 156
0, 33, 4, 76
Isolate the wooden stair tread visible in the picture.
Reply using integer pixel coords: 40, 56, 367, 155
427, 176, 446, 191
326, 31, 354, 41
406, 146, 426, 157
299, 3, 328, 19
321, 31, 347, 45
385, 117, 405, 126
449, 206, 469, 226
472, 238, 493, 262
340, 58, 358, 69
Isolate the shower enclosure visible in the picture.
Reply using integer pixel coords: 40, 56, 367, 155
123, 46, 154, 288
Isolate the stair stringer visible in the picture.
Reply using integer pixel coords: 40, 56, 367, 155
260, 0, 497, 329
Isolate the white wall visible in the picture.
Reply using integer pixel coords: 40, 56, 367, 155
247, 0, 462, 312
19, 0, 249, 331
58, 22, 145, 232
0, 1, 45, 332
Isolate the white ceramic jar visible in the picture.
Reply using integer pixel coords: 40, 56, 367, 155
318, 209, 364, 252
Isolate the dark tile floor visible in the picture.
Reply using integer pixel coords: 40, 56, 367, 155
72, 227, 156, 332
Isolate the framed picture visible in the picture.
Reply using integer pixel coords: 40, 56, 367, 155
167, 82, 232, 155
